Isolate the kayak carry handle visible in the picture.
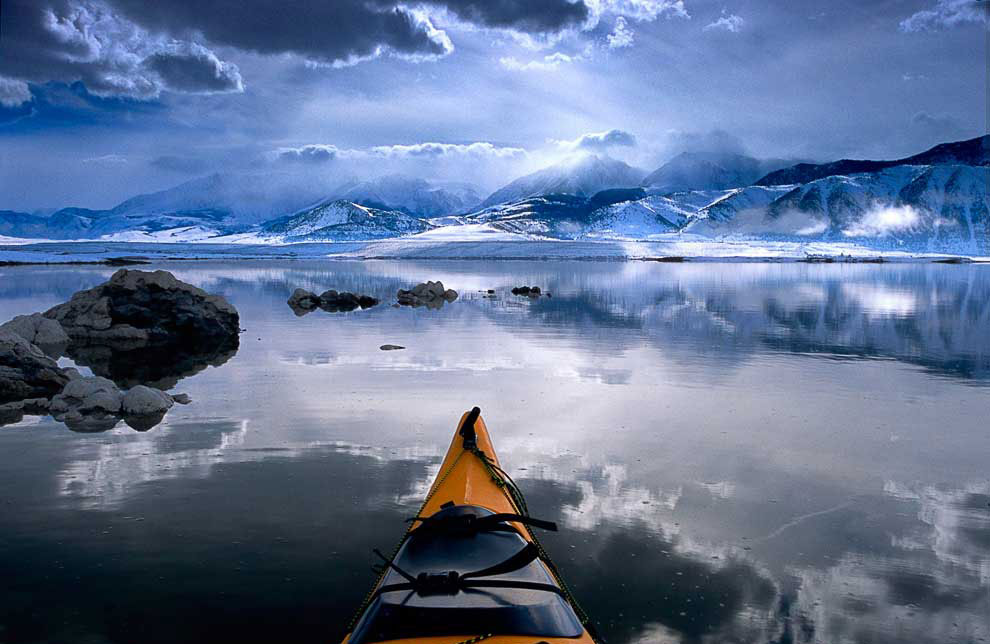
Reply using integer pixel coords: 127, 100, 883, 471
459, 406, 481, 450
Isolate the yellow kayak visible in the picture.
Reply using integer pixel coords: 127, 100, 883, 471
342, 407, 597, 644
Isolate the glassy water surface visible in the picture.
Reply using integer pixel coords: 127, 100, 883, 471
1, 260, 988, 644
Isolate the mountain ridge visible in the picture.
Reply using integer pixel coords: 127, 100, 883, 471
756, 134, 989, 186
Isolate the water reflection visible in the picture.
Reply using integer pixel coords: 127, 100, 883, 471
65, 341, 239, 390
0, 260, 988, 644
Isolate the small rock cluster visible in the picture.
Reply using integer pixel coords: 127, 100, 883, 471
511, 286, 546, 297
288, 288, 379, 315
0, 372, 191, 432
397, 281, 458, 308
50, 374, 189, 432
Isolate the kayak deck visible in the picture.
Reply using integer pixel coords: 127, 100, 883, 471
342, 408, 596, 644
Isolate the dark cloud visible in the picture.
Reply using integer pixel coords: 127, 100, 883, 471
144, 46, 243, 94
575, 128, 637, 150
430, 0, 589, 32
0, 0, 243, 102
104, 0, 590, 67
150, 155, 212, 174
105, 0, 454, 65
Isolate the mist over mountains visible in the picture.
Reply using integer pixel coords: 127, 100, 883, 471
1, 135, 987, 254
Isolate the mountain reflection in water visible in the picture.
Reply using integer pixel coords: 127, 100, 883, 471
0, 260, 987, 644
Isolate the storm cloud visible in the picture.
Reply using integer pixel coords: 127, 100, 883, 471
0, 0, 243, 104
0, 0, 985, 211
143, 45, 243, 94
102, 0, 593, 67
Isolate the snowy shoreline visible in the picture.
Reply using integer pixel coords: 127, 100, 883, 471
1, 238, 987, 265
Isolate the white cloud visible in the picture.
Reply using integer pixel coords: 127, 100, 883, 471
842, 204, 922, 237
82, 154, 129, 165
900, 0, 988, 32
500, 52, 577, 72
589, 0, 689, 22
275, 141, 527, 164
607, 17, 635, 48
704, 11, 745, 33
0, 77, 31, 107
367, 141, 527, 159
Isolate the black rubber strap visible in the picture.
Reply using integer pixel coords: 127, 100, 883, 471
462, 543, 540, 580
375, 579, 567, 598
407, 512, 557, 534
479, 513, 557, 532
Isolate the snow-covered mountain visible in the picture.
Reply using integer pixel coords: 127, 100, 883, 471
468, 162, 988, 252
480, 155, 644, 208
0, 205, 224, 240
583, 193, 721, 238
261, 200, 434, 241
456, 188, 660, 239
684, 165, 989, 253
459, 195, 593, 238
680, 186, 795, 235
641, 153, 792, 193
0, 172, 330, 240
757, 134, 989, 186
0, 210, 48, 238
0, 136, 986, 253
109, 172, 329, 226
333, 174, 481, 217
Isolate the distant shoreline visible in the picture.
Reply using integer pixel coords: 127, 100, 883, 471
1, 239, 987, 266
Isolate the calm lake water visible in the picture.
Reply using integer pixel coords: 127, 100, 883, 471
1, 260, 988, 644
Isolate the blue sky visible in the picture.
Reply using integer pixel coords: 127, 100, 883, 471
0, 0, 986, 211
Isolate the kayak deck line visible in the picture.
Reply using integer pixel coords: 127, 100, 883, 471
341, 407, 599, 644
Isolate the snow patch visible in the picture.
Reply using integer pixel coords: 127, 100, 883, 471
843, 204, 922, 238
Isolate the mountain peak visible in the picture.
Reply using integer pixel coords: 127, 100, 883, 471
480, 154, 643, 208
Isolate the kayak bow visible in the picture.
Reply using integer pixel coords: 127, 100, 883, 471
342, 407, 597, 644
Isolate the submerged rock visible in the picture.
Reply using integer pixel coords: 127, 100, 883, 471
45, 269, 240, 345
121, 385, 174, 416
318, 290, 379, 312
50, 376, 123, 416
288, 288, 379, 315
0, 398, 50, 427
287, 288, 321, 315
511, 286, 543, 297
380, 344, 405, 351
0, 330, 70, 404
47, 376, 180, 432
397, 281, 458, 308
